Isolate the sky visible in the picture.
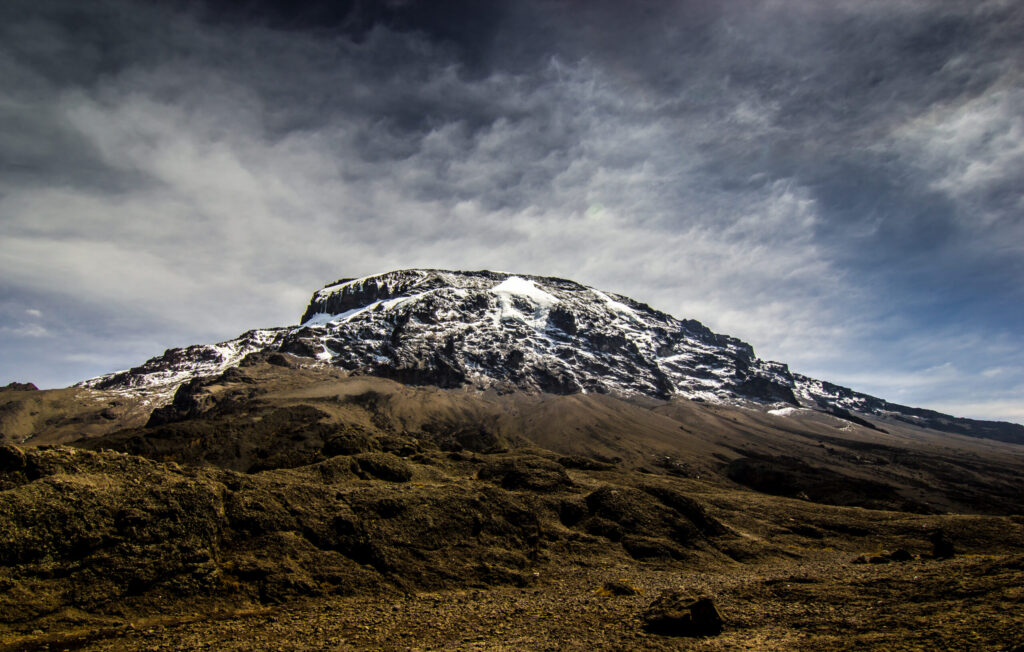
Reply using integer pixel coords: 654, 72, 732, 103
1, 0, 1022, 423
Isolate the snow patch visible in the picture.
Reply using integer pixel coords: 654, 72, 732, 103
302, 301, 390, 327
590, 289, 641, 323
491, 277, 559, 307
490, 277, 559, 326
768, 407, 803, 417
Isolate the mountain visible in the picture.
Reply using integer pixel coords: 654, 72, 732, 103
5, 269, 1024, 649
79, 268, 1024, 444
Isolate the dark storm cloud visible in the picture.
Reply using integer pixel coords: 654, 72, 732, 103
1, 0, 1021, 420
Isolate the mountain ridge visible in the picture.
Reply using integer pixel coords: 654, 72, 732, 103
78, 268, 1024, 444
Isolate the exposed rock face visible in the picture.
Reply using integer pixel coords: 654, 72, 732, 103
292, 269, 792, 402
77, 269, 1024, 443
794, 375, 1024, 443
81, 330, 282, 396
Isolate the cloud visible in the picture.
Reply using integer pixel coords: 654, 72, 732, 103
0, 0, 1022, 423
4, 47, 849, 356
928, 399, 1024, 424
0, 323, 50, 338
892, 82, 1024, 231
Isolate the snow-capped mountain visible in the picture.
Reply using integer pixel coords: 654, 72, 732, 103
79, 269, 1024, 442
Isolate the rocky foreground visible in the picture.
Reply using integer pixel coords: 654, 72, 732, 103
2, 356, 1024, 650
1, 441, 1022, 651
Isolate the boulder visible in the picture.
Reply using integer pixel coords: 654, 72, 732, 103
0, 444, 26, 472
929, 530, 955, 559
596, 581, 640, 596
643, 591, 723, 636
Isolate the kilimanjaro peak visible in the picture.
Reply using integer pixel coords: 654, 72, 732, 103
79, 269, 1024, 444
295, 268, 777, 400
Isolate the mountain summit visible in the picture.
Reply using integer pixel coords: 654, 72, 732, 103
297, 269, 791, 402
81, 268, 1024, 443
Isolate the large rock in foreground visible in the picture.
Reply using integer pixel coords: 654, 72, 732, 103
643, 591, 724, 636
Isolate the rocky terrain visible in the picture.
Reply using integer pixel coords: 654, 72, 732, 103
2, 270, 1023, 650
76, 269, 1024, 445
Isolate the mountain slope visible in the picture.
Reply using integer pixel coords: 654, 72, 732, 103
72, 360, 1024, 515
78, 268, 1024, 444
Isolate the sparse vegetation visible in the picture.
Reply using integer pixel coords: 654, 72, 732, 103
1, 362, 1023, 649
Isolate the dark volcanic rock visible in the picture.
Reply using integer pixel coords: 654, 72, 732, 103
82, 402, 338, 473
324, 429, 381, 456
0, 444, 26, 471
929, 530, 956, 559
2, 382, 37, 391
597, 580, 640, 596
146, 378, 214, 426
643, 591, 724, 636
266, 352, 300, 368
0, 445, 621, 621
582, 485, 710, 546
354, 453, 413, 482
824, 405, 887, 432
736, 375, 798, 405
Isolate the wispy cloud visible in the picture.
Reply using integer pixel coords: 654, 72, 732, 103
0, 323, 50, 338
0, 0, 1021, 422
892, 82, 1024, 231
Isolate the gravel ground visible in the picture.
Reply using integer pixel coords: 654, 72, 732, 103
5, 552, 1022, 651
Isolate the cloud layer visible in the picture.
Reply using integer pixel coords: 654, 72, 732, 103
1, 0, 1021, 422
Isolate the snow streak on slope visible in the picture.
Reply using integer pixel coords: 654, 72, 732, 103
79, 328, 287, 401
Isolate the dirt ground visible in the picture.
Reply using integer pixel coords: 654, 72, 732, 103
3, 551, 1022, 652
